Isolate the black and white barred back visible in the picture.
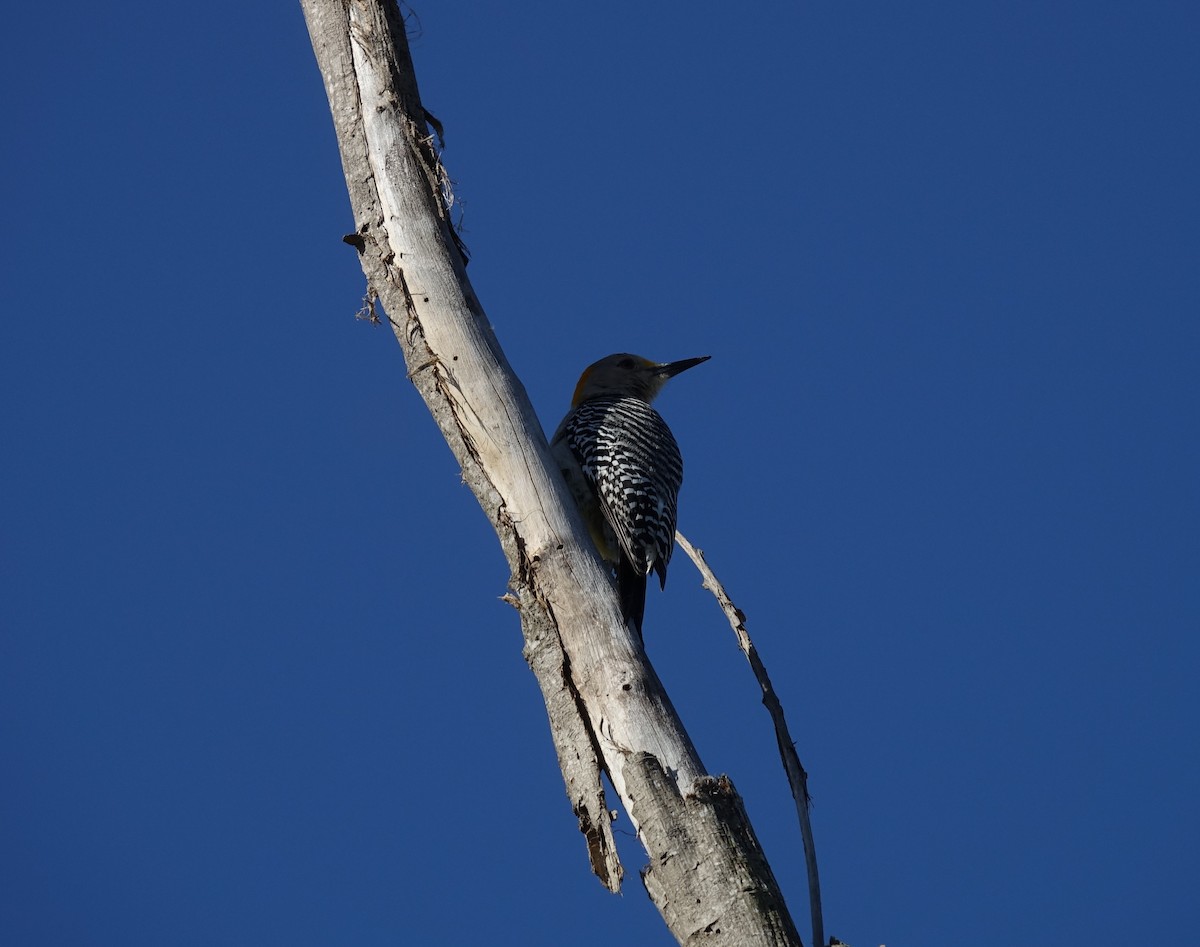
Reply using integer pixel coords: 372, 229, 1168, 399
558, 395, 683, 588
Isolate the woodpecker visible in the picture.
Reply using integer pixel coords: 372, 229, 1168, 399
550, 353, 710, 637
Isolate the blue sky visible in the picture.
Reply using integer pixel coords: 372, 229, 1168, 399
3, 2, 1198, 945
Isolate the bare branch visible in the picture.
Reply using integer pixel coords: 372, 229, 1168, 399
675, 531, 825, 947
300, 3, 803, 942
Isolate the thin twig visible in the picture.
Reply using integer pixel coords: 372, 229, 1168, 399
676, 531, 825, 947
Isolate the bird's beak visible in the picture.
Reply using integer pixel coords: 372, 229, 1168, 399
659, 355, 711, 378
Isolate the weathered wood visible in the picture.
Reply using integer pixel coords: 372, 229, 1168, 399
631, 754, 804, 946
300, 3, 803, 943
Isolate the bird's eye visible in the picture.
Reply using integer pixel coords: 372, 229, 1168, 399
617, 357, 636, 369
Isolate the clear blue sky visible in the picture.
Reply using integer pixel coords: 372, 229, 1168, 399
3, 3, 1197, 945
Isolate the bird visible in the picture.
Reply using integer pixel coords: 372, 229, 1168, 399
550, 353, 710, 637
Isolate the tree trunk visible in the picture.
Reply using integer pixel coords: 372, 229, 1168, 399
299, 3, 803, 944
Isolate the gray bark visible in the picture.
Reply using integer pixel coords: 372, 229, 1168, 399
299, 3, 803, 944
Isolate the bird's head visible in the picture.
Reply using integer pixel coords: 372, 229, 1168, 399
571, 353, 711, 406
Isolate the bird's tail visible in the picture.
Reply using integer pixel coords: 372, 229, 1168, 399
617, 556, 647, 640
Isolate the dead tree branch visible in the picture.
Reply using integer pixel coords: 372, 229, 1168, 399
300, 3, 802, 942
675, 532, 824, 947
